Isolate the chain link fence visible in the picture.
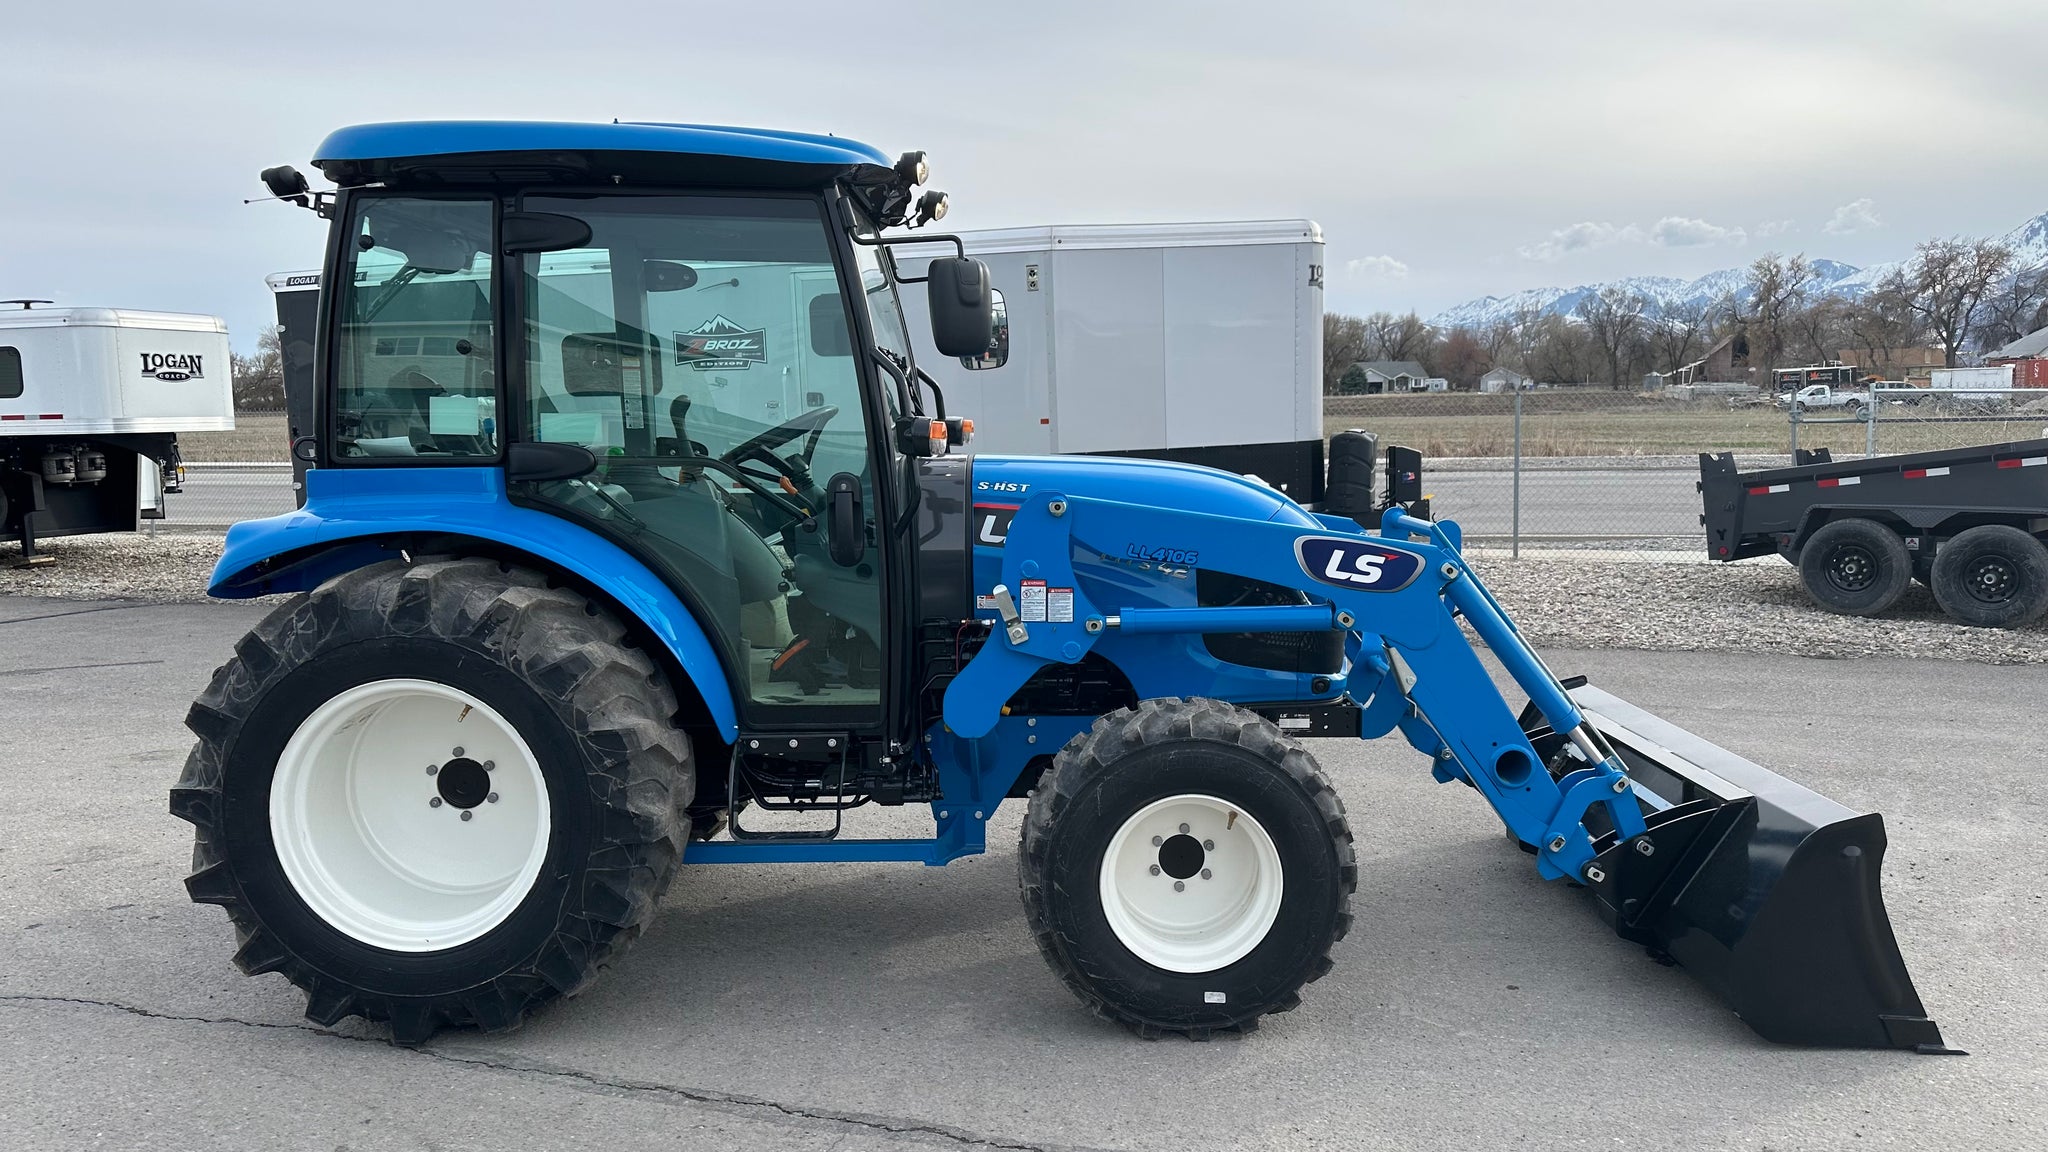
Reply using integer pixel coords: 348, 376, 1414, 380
153, 391, 2048, 548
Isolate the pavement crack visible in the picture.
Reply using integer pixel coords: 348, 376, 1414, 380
0, 603, 153, 626
0, 993, 1093, 1152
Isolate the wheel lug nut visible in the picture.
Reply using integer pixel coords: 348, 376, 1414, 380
426, 765, 438, 775
1148, 864, 1160, 876
1178, 823, 1190, 834
483, 760, 495, 771
460, 811, 472, 822
487, 792, 499, 804
453, 747, 464, 756
429, 797, 442, 808
1151, 835, 1162, 847
1201, 868, 1212, 880
1203, 839, 1214, 850
1173, 880, 1185, 892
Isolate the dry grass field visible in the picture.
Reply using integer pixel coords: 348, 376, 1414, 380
175, 398, 2043, 464
179, 413, 290, 462
1324, 392, 2048, 458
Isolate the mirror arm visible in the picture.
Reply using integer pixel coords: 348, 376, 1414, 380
913, 366, 948, 421
849, 231, 965, 283
870, 347, 920, 418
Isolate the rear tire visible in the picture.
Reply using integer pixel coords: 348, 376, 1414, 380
171, 558, 690, 1042
1799, 518, 1910, 616
1019, 697, 1354, 1039
1930, 525, 2048, 628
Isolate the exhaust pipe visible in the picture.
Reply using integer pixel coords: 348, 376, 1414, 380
1520, 681, 1960, 1054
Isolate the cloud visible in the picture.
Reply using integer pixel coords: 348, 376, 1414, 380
1517, 221, 1644, 261
1823, 198, 1881, 235
1650, 216, 1746, 247
1345, 255, 1409, 279
1755, 219, 1794, 239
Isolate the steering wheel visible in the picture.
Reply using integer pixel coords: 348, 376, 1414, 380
721, 405, 839, 509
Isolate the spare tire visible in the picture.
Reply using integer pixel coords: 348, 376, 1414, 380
1930, 525, 2048, 628
1798, 518, 1910, 616
1322, 430, 1377, 523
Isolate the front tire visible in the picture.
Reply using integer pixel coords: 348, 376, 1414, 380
171, 558, 690, 1042
1019, 698, 1354, 1039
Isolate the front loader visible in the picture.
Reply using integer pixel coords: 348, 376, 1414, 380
174, 120, 1951, 1051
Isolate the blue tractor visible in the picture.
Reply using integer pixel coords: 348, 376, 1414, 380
176, 121, 1951, 1051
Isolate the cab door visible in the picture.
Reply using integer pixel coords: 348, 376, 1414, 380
509, 193, 891, 726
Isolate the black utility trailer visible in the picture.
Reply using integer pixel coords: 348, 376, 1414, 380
1700, 438, 2048, 627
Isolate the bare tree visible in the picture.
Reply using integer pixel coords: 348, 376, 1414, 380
1434, 327, 1489, 389
1648, 298, 1712, 376
1844, 272, 1924, 377
1575, 287, 1648, 389
1530, 314, 1590, 384
1974, 262, 2048, 354
1506, 305, 1548, 378
1785, 297, 1849, 368
1904, 237, 2013, 366
1321, 312, 1370, 393
1364, 311, 1433, 363
231, 324, 287, 410
1730, 253, 1818, 373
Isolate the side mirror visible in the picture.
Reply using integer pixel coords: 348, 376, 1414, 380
961, 288, 1008, 371
927, 257, 994, 358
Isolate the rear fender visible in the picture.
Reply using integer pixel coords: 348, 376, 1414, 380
207, 467, 740, 740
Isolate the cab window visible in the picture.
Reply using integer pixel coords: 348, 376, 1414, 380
328, 197, 498, 460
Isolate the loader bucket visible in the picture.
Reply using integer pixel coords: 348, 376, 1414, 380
1518, 682, 1957, 1053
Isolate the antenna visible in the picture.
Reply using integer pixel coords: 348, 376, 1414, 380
1, 299, 54, 310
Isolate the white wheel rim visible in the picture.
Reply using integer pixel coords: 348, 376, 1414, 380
1098, 793, 1285, 973
270, 678, 552, 952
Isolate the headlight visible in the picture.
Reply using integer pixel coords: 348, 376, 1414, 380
895, 151, 929, 186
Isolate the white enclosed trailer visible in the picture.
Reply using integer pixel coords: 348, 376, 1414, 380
1930, 364, 2014, 400
896, 221, 1327, 500
0, 304, 233, 559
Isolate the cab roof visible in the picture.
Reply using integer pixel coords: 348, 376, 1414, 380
312, 120, 894, 190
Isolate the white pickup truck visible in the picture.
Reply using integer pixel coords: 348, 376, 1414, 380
1786, 384, 1870, 414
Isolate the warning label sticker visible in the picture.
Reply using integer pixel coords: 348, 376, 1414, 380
1048, 587, 1074, 623
976, 594, 999, 611
1019, 579, 1047, 622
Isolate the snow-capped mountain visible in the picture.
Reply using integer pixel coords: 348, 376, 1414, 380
1425, 214, 2048, 330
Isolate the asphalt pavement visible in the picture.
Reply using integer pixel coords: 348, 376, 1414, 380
2, 595, 2043, 1151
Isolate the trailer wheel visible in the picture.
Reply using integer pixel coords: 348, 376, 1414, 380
1019, 697, 1354, 1039
171, 558, 689, 1043
1930, 525, 2048, 628
1798, 518, 1910, 616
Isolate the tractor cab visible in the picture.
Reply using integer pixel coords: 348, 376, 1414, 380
265, 121, 990, 750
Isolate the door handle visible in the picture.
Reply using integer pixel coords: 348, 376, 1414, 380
827, 472, 865, 567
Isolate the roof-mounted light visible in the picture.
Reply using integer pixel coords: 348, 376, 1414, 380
914, 190, 949, 227
895, 151, 929, 186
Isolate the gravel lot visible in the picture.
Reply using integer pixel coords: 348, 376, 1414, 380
5, 531, 2046, 663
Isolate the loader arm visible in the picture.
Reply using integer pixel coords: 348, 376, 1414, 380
941, 491, 1954, 1053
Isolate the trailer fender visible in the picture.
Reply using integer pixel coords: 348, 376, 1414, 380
206, 469, 740, 739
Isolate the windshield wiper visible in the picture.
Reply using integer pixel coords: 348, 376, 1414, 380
361, 266, 424, 322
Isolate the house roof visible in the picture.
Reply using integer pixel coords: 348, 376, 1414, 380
1988, 324, 2048, 361
1482, 366, 1528, 379
1352, 360, 1428, 379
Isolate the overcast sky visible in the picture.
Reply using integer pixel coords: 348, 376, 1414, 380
4, 0, 2045, 349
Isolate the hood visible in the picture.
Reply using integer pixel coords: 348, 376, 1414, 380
969, 454, 1317, 527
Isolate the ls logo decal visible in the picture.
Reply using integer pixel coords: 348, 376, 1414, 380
1295, 537, 1425, 592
